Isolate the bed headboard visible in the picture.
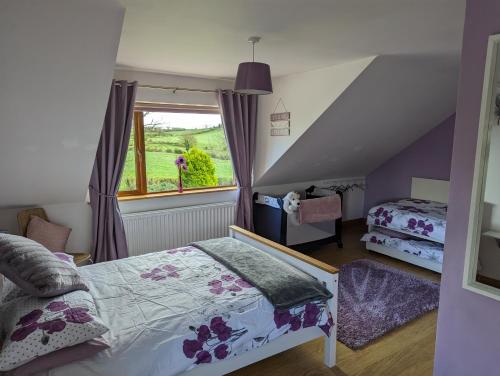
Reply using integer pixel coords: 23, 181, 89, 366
411, 177, 450, 204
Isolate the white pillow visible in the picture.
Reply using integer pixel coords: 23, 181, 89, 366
0, 289, 109, 372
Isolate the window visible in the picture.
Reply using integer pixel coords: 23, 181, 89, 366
119, 102, 234, 196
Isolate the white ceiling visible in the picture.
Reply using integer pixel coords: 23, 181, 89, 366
117, 0, 466, 78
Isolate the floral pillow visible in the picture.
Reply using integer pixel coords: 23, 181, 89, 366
0, 289, 109, 372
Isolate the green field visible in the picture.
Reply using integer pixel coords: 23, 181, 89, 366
120, 126, 234, 192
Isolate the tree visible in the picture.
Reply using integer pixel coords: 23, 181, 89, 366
182, 147, 218, 188
183, 134, 197, 151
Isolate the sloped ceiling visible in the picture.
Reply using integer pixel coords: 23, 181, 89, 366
116, 0, 465, 79
254, 57, 375, 180
255, 55, 459, 186
0, 0, 125, 207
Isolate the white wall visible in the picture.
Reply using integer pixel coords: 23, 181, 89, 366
114, 68, 233, 106
254, 57, 375, 182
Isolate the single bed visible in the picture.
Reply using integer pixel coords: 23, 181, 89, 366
45, 226, 339, 376
364, 178, 449, 273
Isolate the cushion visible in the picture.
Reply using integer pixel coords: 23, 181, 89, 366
0, 290, 109, 372
4, 337, 109, 376
0, 234, 88, 297
26, 216, 71, 252
0, 253, 77, 304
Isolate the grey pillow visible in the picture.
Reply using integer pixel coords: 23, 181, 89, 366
0, 234, 88, 297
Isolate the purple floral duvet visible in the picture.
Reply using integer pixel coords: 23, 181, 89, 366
46, 246, 333, 376
367, 198, 447, 243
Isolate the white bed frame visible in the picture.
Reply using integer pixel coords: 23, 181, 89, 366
366, 177, 449, 273
183, 225, 339, 375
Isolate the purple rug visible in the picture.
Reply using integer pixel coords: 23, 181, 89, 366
338, 259, 440, 349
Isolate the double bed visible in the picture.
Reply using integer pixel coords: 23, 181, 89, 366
363, 178, 449, 273
44, 226, 339, 376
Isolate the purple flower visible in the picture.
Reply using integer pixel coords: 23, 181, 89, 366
46, 301, 69, 312
151, 275, 167, 281
140, 272, 153, 279
273, 309, 292, 329
235, 279, 253, 288
214, 344, 229, 360
209, 287, 225, 294
386, 215, 393, 223
38, 319, 66, 334
221, 274, 235, 282
382, 210, 388, 218
163, 264, 177, 272
289, 316, 302, 331
197, 325, 211, 342
319, 316, 334, 336
370, 236, 377, 243
195, 350, 212, 364
417, 220, 426, 228
167, 271, 180, 278
210, 317, 232, 341
151, 267, 162, 274
408, 218, 417, 230
208, 280, 222, 287
17, 309, 43, 327
227, 284, 242, 292
374, 207, 384, 217
175, 155, 186, 167
374, 218, 380, 225
424, 223, 434, 233
302, 303, 320, 328
183, 339, 203, 358
64, 307, 93, 324
11, 323, 38, 341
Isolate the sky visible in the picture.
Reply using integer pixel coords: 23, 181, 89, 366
144, 112, 222, 129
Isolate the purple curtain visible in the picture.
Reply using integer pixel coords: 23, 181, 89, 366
89, 80, 137, 262
217, 90, 258, 230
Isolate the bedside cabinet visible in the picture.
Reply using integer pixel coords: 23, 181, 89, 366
70, 252, 93, 266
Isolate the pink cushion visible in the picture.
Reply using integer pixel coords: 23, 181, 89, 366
5, 338, 109, 376
26, 216, 71, 252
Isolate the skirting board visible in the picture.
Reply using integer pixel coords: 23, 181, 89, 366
366, 242, 442, 273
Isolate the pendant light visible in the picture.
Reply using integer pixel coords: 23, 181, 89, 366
234, 36, 273, 95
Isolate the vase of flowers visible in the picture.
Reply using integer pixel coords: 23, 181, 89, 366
175, 155, 188, 193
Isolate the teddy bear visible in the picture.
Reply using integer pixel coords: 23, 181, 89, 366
283, 191, 301, 225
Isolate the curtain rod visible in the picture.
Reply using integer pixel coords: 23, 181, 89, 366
113, 81, 217, 94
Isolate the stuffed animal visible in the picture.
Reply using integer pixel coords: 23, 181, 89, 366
283, 191, 301, 225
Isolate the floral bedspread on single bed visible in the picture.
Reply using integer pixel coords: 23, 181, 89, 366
361, 229, 444, 263
46, 246, 333, 376
366, 198, 447, 243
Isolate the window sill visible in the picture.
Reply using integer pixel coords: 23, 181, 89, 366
118, 186, 238, 202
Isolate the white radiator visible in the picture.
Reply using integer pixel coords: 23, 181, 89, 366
122, 202, 236, 256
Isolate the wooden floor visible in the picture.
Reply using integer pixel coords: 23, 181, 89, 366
230, 221, 440, 376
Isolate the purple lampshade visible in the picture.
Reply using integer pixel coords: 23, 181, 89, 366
234, 62, 273, 95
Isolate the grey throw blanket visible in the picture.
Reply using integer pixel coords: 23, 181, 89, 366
191, 237, 332, 310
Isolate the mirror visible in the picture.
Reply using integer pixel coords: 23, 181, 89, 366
464, 34, 500, 300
